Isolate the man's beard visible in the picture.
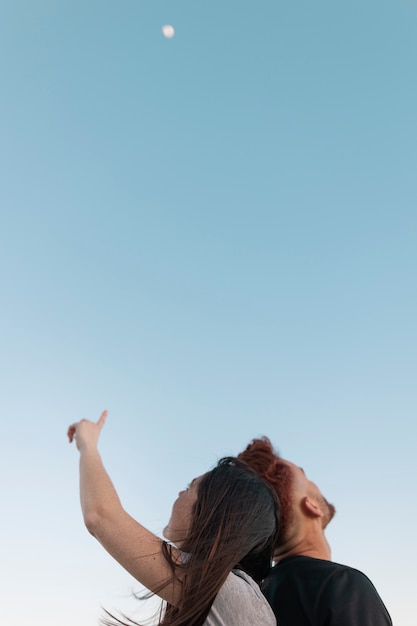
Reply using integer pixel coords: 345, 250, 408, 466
320, 495, 336, 528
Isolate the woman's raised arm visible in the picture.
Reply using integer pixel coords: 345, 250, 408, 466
68, 412, 181, 604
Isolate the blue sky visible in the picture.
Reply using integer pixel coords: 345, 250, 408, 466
1, 1, 416, 624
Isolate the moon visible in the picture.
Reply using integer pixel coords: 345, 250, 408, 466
162, 25, 175, 39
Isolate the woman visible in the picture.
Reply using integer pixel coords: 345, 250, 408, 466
68, 411, 279, 626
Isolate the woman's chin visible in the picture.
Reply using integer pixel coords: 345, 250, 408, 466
163, 526, 184, 548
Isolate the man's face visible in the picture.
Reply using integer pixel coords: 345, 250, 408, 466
282, 459, 336, 528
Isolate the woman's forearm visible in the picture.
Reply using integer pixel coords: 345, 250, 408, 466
79, 446, 123, 534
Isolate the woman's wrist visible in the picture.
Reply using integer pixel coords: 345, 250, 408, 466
77, 440, 100, 455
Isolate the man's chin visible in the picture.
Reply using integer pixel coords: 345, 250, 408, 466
323, 503, 336, 528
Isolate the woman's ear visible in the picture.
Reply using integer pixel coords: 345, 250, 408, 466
302, 497, 324, 518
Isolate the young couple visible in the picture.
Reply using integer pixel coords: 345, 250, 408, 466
68, 412, 392, 626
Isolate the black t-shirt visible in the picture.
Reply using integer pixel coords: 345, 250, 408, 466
262, 555, 392, 626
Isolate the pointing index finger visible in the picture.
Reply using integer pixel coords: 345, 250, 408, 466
97, 410, 108, 427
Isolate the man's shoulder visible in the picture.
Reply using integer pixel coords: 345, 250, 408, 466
268, 555, 377, 588
263, 555, 392, 626
271, 555, 368, 575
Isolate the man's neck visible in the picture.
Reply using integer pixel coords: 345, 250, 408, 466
273, 534, 332, 563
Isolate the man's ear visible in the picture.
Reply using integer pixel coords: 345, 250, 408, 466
302, 497, 324, 518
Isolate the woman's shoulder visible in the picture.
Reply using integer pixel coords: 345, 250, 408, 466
205, 570, 276, 626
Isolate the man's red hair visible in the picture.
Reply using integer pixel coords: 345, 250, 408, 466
238, 437, 293, 547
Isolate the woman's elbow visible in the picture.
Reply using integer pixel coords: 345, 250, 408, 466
83, 510, 104, 536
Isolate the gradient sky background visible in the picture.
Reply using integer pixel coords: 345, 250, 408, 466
1, 1, 416, 624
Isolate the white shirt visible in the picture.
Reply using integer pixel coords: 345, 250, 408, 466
205, 570, 276, 626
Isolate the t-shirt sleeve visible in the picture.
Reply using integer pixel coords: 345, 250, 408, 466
317, 568, 392, 626
209, 571, 276, 626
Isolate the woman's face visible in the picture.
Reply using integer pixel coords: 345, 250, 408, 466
163, 475, 204, 547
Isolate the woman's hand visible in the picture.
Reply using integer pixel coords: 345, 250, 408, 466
67, 410, 107, 452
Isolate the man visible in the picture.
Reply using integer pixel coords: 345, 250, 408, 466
238, 437, 392, 626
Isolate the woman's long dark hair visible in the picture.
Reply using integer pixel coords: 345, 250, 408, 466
102, 457, 279, 626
